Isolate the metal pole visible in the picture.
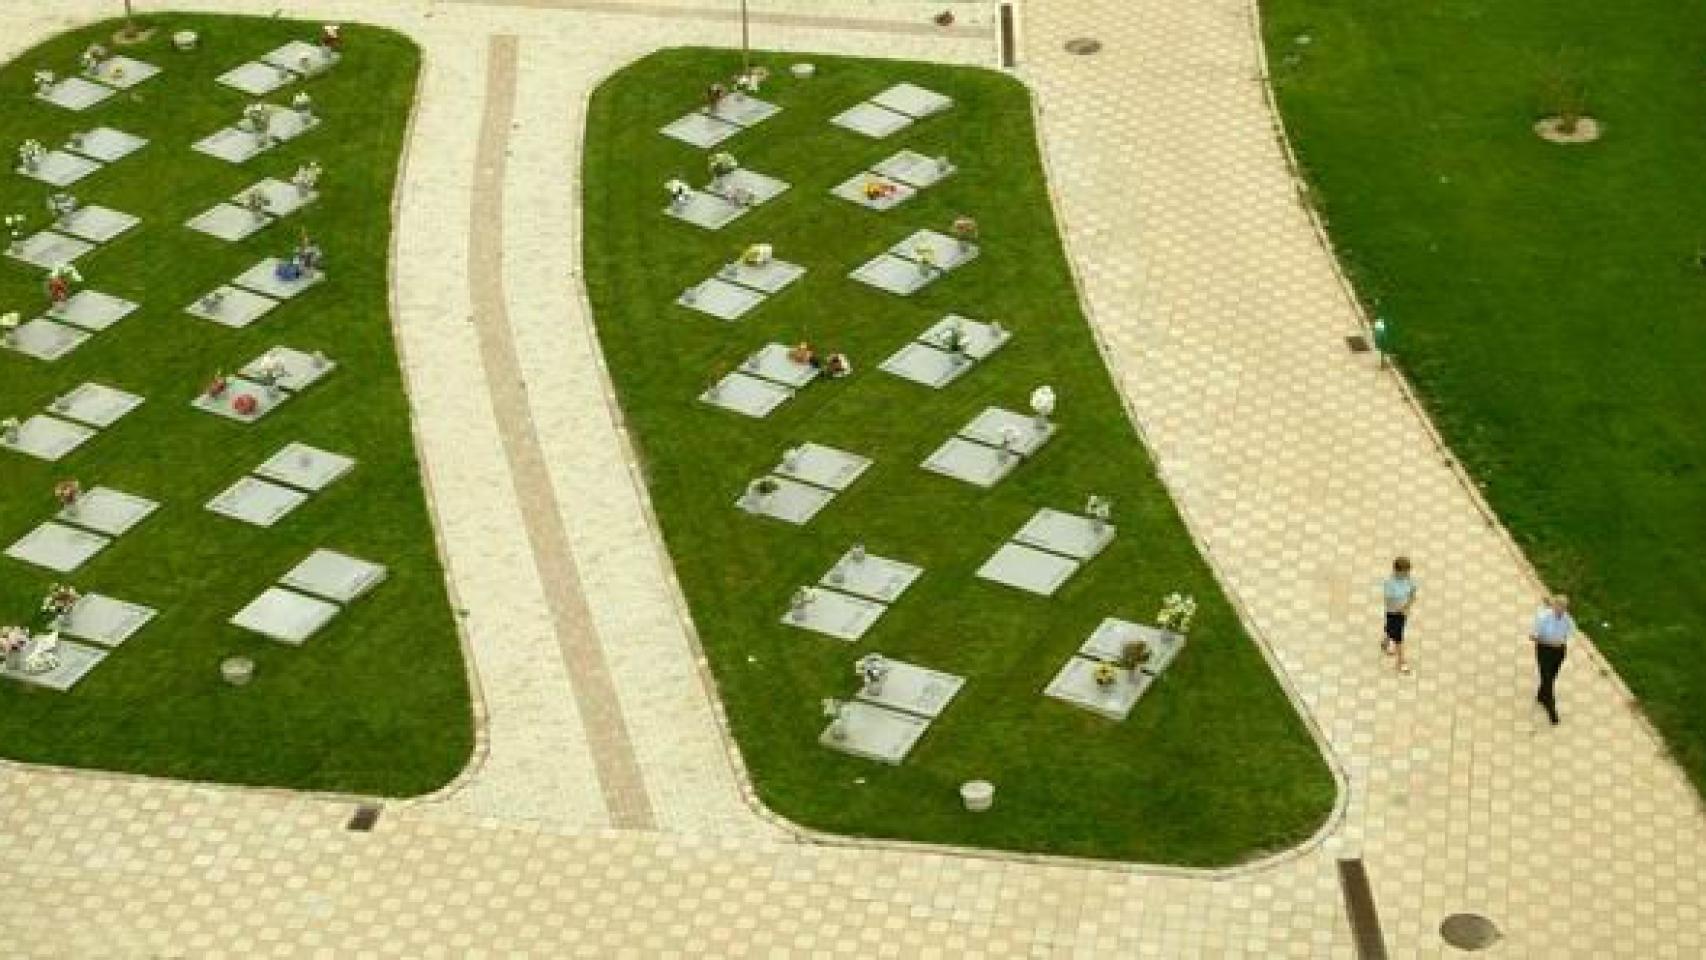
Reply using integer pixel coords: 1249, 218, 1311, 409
740, 0, 751, 73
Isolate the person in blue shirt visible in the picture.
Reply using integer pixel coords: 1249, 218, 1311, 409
1381, 556, 1418, 675
1530, 594, 1575, 725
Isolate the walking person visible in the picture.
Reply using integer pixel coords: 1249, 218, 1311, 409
1381, 556, 1418, 674
1531, 594, 1575, 725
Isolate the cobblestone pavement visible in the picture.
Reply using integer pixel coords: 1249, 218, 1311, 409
0, 0, 1701, 956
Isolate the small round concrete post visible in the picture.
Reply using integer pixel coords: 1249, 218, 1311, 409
221, 656, 255, 685
960, 780, 994, 812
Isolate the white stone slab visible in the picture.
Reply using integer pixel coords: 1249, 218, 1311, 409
2, 318, 90, 361
703, 94, 780, 128
281, 549, 387, 604
715, 258, 805, 295
740, 343, 821, 388
48, 381, 143, 428
858, 661, 964, 719
706, 168, 789, 206
54, 205, 138, 244
879, 341, 973, 388
919, 315, 1011, 360
699, 372, 793, 419
780, 587, 886, 642
872, 149, 957, 189
0, 415, 95, 461
959, 407, 1055, 457
18, 150, 101, 187
891, 229, 980, 271
230, 587, 339, 645
1, 640, 106, 691
663, 189, 746, 230
921, 437, 1019, 487
831, 172, 915, 211
850, 253, 935, 296
232, 258, 324, 299
187, 203, 274, 241
186, 285, 279, 328
240, 346, 336, 393
975, 543, 1081, 597
191, 127, 267, 164
57, 486, 158, 537
267, 110, 320, 142
660, 111, 742, 148
5, 522, 111, 573
254, 443, 355, 492
35, 77, 115, 111
45, 289, 136, 332
205, 477, 309, 527
677, 278, 765, 321
216, 60, 296, 96
262, 41, 340, 76
820, 701, 929, 765
1045, 656, 1153, 721
6, 231, 95, 269
190, 377, 288, 423
1079, 619, 1186, 676
88, 56, 160, 89
1014, 508, 1115, 561
63, 127, 146, 163
238, 178, 316, 217
736, 476, 835, 525
60, 593, 155, 648
775, 442, 872, 492
871, 82, 954, 119
820, 550, 923, 603
831, 101, 912, 139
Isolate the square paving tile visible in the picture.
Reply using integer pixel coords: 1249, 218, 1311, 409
850, 253, 936, 296
736, 476, 835, 525
190, 377, 288, 423
831, 172, 916, 211
879, 341, 973, 388
48, 381, 143, 428
919, 314, 1011, 360
663, 189, 746, 230
1, 640, 106, 692
780, 587, 886, 642
1079, 618, 1186, 676
18, 150, 102, 187
960, 407, 1055, 457
857, 660, 964, 719
820, 549, 923, 603
232, 258, 324, 299
35, 77, 115, 111
53, 205, 138, 244
45, 289, 136, 332
660, 111, 742, 148
262, 41, 339, 76
281, 549, 387, 604
872, 149, 957, 189
706, 168, 789, 205
240, 346, 336, 393
60, 593, 155, 648
740, 343, 821, 388
186, 203, 274, 242
254, 443, 355, 492
775, 442, 872, 492
921, 436, 1019, 487
186, 285, 279, 328
6, 231, 95, 269
891, 229, 980, 271
703, 94, 780, 127
3, 318, 90, 361
699, 372, 793, 419
230, 587, 339, 645
238, 177, 317, 217
63, 126, 146, 163
191, 127, 266, 164
714, 258, 805, 295
820, 701, 929, 765
216, 60, 296, 96
5, 522, 111, 573
0, 415, 95, 461
871, 82, 954, 119
57, 486, 158, 537
1014, 508, 1115, 561
1045, 656, 1152, 721
205, 476, 309, 527
976, 542, 1081, 597
677, 278, 765, 321
831, 101, 912, 139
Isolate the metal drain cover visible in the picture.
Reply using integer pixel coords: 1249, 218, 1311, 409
1440, 913, 1500, 951
1064, 38, 1102, 55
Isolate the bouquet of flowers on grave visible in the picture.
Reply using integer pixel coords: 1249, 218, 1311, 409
23, 630, 59, 674
1093, 661, 1120, 687
45, 264, 82, 304
940, 319, 968, 354
40, 584, 80, 626
1086, 495, 1112, 524
705, 82, 728, 108
0, 625, 28, 658
1156, 593, 1197, 634
241, 189, 271, 216
46, 193, 77, 220
914, 243, 938, 271
320, 24, 343, 52
240, 103, 273, 135
951, 215, 979, 244
1, 312, 19, 340
822, 697, 848, 738
252, 352, 287, 390
46, 263, 82, 286
232, 394, 260, 416
205, 371, 229, 398
997, 425, 1021, 459
292, 162, 323, 193
292, 91, 314, 116
733, 67, 768, 94
53, 478, 81, 509
16, 140, 44, 173
79, 44, 109, 76
855, 653, 890, 689
1118, 640, 1152, 673
862, 179, 897, 201
664, 178, 692, 205
32, 71, 54, 94
741, 243, 773, 267
707, 151, 738, 178
1, 417, 19, 441
2, 214, 23, 249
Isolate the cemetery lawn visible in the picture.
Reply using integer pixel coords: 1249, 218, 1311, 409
1263, 0, 1706, 796
584, 49, 1335, 865
0, 16, 472, 795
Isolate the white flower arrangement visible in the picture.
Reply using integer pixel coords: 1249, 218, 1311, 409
998, 425, 1021, 457
292, 162, 323, 193
291, 91, 314, 115
1030, 385, 1057, 421
822, 697, 848, 738
734, 67, 768, 93
79, 45, 108, 76
17, 139, 45, 172
664, 178, 691, 204
1086, 495, 1112, 523
241, 189, 271, 216
47, 263, 82, 285
855, 653, 890, 690
707, 151, 738, 177
1156, 593, 1197, 634
791, 586, 819, 612
241, 103, 273, 138
1, 416, 20, 440
46, 192, 77, 219
741, 243, 773, 267
253, 350, 287, 387
4, 213, 25, 247
0, 625, 28, 657
1, 311, 20, 332
32, 70, 55, 93
940, 319, 967, 353
23, 630, 59, 675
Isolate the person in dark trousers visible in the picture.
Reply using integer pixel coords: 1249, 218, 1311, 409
1381, 556, 1418, 675
1530, 594, 1575, 725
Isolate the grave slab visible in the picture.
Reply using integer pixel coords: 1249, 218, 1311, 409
891, 229, 980, 271
1045, 656, 1153, 721
663, 190, 746, 231
281, 549, 388, 604
88, 56, 160, 90
267, 110, 320, 142
740, 343, 821, 388
831, 172, 916, 211
2, 318, 90, 361
736, 476, 835, 525
241, 346, 337, 393
975, 543, 1081, 597
830, 101, 912, 139
186, 202, 274, 241
780, 587, 886, 642
706, 168, 789, 205
699, 372, 793, 419
190, 377, 288, 423
677, 278, 765, 321
49, 381, 144, 429
850, 253, 935, 296
820, 701, 929, 765
660, 111, 742, 148
232, 258, 324, 299
53, 205, 138, 244
6, 231, 95, 269
1079, 618, 1186, 677
5, 522, 111, 573
715, 258, 805, 295
35, 77, 115, 111
205, 477, 309, 527
216, 60, 295, 96
60, 593, 155, 648
775, 442, 872, 492
18, 150, 102, 187
921, 437, 1019, 488
46, 289, 136, 332
63, 127, 146, 163
872, 149, 957, 189
191, 127, 266, 164
186, 285, 279, 328
262, 41, 340, 76
871, 82, 954, 119
1, 640, 106, 692
238, 177, 316, 217
0, 415, 95, 461
879, 342, 972, 389
959, 407, 1055, 457
703, 94, 781, 127
858, 661, 964, 719
254, 443, 356, 492
58, 486, 158, 537
919, 314, 1011, 360
230, 587, 339, 645
820, 549, 923, 604
1014, 508, 1116, 561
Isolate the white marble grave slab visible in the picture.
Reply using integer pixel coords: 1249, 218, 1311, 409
0, 415, 95, 461
775, 442, 872, 492
46, 289, 136, 332
1, 640, 106, 691
780, 587, 885, 642
186, 285, 279, 328
254, 443, 355, 492
871, 82, 954, 119
6, 231, 95, 269
1045, 656, 1152, 721
736, 476, 835, 525
975, 543, 1081, 597
703, 94, 780, 127
5, 522, 111, 573
858, 661, 964, 719
831, 172, 915, 211
61, 593, 155, 648
230, 587, 339, 645
54, 205, 138, 244
216, 60, 295, 96
879, 342, 972, 389
191, 127, 266, 164
3, 318, 90, 361
850, 253, 934, 296
267, 110, 320, 142
190, 377, 287, 423
820, 550, 923, 603
872, 149, 957, 189
919, 315, 1010, 360
239, 178, 316, 217
18, 150, 101, 187
187, 202, 274, 241
699, 372, 793, 419
88, 56, 159, 89
35, 77, 115, 111
241, 346, 336, 393
741, 343, 821, 388
1014, 508, 1115, 561
921, 437, 1019, 488
1079, 618, 1186, 676
891, 229, 979, 271
49, 381, 143, 428
707, 168, 789, 205
262, 41, 339, 76
233, 258, 324, 299
831, 101, 912, 139
677, 278, 765, 321
716, 258, 805, 295
660, 111, 742, 148
959, 407, 1054, 457
663, 189, 746, 231
205, 477, 309, 527
57, 486, 158, 537
820, 701, 929, 765
281, 549, 387, 604
64, 127, 146, 163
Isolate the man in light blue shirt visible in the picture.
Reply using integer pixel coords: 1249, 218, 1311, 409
1530, 594, 1574, 725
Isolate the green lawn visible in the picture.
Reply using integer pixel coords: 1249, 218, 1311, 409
583, 49, 1334, 865
0, 16, 471, 796
1262, 2, 1706, 791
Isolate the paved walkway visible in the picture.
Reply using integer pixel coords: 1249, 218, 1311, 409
1, 0, 1702, 956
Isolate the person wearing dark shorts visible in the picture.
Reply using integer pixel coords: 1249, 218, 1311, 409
1381, 556, 1417, 675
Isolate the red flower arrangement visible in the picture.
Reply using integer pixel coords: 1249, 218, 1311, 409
232, 394, 259, 416
205, 373, 228, 398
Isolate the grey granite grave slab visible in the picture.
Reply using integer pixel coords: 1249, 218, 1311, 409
191, 127, 266, 164
88, 56, 160, 89
975, 543, 1081, 597
0, 415, 95, 461
254, 442, 355, 492
64, 127, 146, 163
281, 549, 388, 604
780, 587, 886, 642
677, 278, 765, 321
820, 701, 929, 765
187, 202, 274, 241
267, 110, 320, 142
959, 407, 1055, 457
232, 258, 324, 299
741, 343, 821, 388
871, 82, 954, 119
850, 253, 935, 296
663, 189, 746, 231
239, 178, 317, 217
54, 205, 139, 244
49, 381, 143, 428
205, 477, 309, 527
262, 41, 339, 76
46, 289, 136, 331
775, 442, 872, 492
18, 150, 101, 187
879, 342, 972, 389
60, 593, 155, 648
830, 101, 912, 139
831, 172, 915, 211
703, 94, 780, 127
858, 661, 964, 719
872, 149, 957, 189
216, 60, 295, 96
820, 549, 923, 603
2, 318, 90, 361
57, 486, 158, 537
736, 476, 835, 525
5, 522, 111, 573
699, 372, 793, 419
0, 640, 106, 692
241, 346, 337, 393
919, 315, 1011, 360
921, 437, 1019, 487
6, 230, 95, 269
891, 229, 980, 271
36, 77, 115, 111
230, 587, 339, 645
1014, 508, 1115, 561
1079, 618, 1186, 676
707, 168, 789, 205
190, 376, 288, 423
186, 285, 279, 328
715, 258, 805, 295
660, 112, 741, 148
1045, 656, 1153, 721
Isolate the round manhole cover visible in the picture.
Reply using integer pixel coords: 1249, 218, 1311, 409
1440, 913, 1501, 951
1064, 38, 1102, 56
